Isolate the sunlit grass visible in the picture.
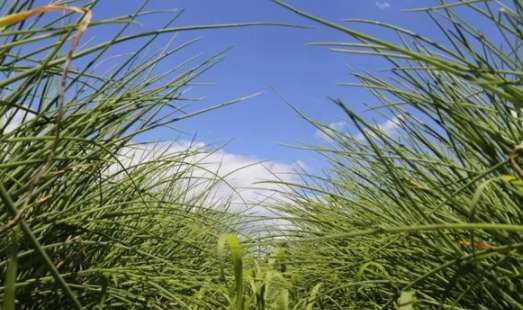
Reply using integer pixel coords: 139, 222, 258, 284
271, 0, 523, 308
2, 0, 523, 309
0, 1, 261, 308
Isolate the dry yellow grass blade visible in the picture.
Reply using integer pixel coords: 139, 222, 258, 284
0, 4, 92, 99
0, 4, 92, 102
0, 4, 91, 28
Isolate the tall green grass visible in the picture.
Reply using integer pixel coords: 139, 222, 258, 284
3, 0, 523, 309
0, 1, 268, 308
271, 0, 523, 308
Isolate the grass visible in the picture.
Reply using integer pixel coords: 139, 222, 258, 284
269, 0, 523, 308
0, 1, 262, 308
1, 0, 523, 309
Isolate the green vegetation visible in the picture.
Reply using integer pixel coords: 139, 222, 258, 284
0, 2, 256, 308
1, 0, 523, 309
272, 0, 523, 308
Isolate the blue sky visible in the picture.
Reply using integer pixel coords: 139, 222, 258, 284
16, 0, 501, 209
86, 0, 440, 174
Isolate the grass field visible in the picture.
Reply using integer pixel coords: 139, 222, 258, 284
1, 0, 523, 309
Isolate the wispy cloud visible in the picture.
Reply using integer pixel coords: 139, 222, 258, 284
355, 115, 403, 141
376, 1, 391, 9
315, 121, 347, 142
114, 141, 303, 217
377, 116, 402, 135
1, 110, 35, 133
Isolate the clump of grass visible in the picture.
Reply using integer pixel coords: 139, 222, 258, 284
272, 0, 523, 308
217, 233, 295, 310
0, 1, 265, 308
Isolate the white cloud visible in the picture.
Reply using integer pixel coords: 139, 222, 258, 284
377, 116, 402, 134
3, 109, 301, 232
198, 149, 301, 207
2, 107, 300, 223
112, 141, 302, 218
355, 115, 403, 141
315, 121, 347, 142
1, 110, 35, 133
376, 1, 391, 9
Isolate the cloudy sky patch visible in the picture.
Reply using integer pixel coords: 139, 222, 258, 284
315, 121, 347, 142
376, 1, 391, 9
